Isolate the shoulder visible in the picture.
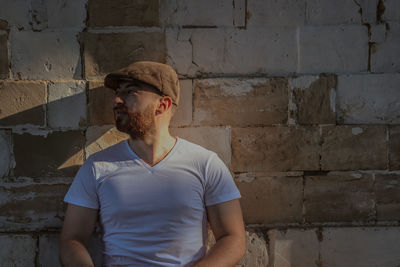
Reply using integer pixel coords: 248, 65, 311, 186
175, 137, 217, 160
88, 140, 129, 163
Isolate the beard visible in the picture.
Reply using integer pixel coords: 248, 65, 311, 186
114, 104, 155, 139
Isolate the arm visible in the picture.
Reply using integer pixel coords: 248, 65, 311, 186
59, 204, 98, 267
194, 199, 246, 267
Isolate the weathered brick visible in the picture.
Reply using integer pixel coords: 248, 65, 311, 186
337, 74, 400, 124
0, 130, 14, 178
83, 32, 166, 79
88, 81, 115, 126
321, 125, 387, 170
0, 182, 69, 230
233, 0, 246, 27
170, 79, 192, 127
232, 126, 320, 172
289, 75, 336, 125
306, 0, 361, 24
0, 0, 31, 29
45, 0, 87, 29
48, 81, 87, 129
13, 131, 85, 177
375, 173, 400, 220
85, 126, 129, 157
268, 229, 320, 267
247, 0, 306, 26
382, 0, 400, 21
235, 172, 303, 224
0, 81, 46, 126
0, 235, 36, 266
191, 27, 297, 75
11, 30, 81, 80
304, 172, 375, 222
390, 126, 400, 170
165, 27, 193, 76
0, 33, 8, 79
371, 22, 400, 72
321, 227, 400, 267
170, 126, 231, 167
299, 25, 368, 73
193, 78, 288, 126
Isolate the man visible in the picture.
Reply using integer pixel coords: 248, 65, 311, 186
60, 61, 245, 266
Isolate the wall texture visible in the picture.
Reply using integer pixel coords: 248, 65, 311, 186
1, 0, 400, 266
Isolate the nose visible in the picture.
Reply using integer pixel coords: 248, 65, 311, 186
114, 92, 125, 105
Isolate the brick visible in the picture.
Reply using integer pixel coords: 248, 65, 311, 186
13, 131, 85, 177
321, 125, 387, 170
321, 227, 400, 267
268, 229, 319, 267
299, 25, 368, 73
382, 0, 400, 21
170, 79, 192, 127
193, 78, 288, 126
370, 24, 386, 43
48, 81, 87, 129
237, 231, 269, 267
160, 0, 233, 27
0, 130, 14, 178
0, 0, 31, 29
45, 0, 87, 29
235, 172, 303, 224
289, 75, 336, 125
11, 30, 81, 80
85, 125, 129, 157
304, 172, 375, 222
0, 33, 8, 79
375, 173, 400, 220
88, 81, 115, 126
233, 0, 246, 27
191, 27, 297, 75
232, 126, 320, 172
0, 81, 46, 126
0, 235, 36, 266
337, 74, 400, 124
170, 126, 231, 167
83, 32, 166, 79
247, 0, 306, 26
165, 27, 194, 76
371, 22, 400, 72
390, 126, 400, 170
306, 0, 361, 24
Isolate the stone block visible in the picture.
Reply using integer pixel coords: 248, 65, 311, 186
371, 22, 400, 72
370, 24, 386, 43
0, 33, 8, 79
191, 27, 298, 75
232, 126, 320, 172
389, 126, 400, 170
321, 125, 387, 170
48, 81, 87, 129
237, 231, 269, 267
298, 25, 368, 73
268, 229, 320, 267
0, 0, 31, 29
233, 0, 246, 27
88, 0, 159, 27
88, 81, 115, 126
170, 126, 231, 167
170, 79, 192, 127
375, 173, 400, 220
11, 30, 81, 80
382, 0, 400, 21
304, 172, 375, 222
0, 81, 46, 126
46, 0, 87, 29
320, 227, 400, 267
83, 32, 166, 79
0, 130, 14, 178
247, 0, 306, 26
85, 125, 129, 157
13, 131, 85, 177
337, 74, 400, 124
165, 27, 193, 76
289, 75, 336, 125
235, 172, 303, 224
0, 235, 36, 266
306, 0, 361, 24
193, 78, 288, 126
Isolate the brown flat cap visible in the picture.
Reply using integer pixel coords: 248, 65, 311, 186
104, 61, 180, 106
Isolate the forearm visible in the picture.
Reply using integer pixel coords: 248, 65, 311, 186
60, 239, 94, 267
194, 235, 245, 267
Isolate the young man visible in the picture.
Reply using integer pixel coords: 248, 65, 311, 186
60, 61, 245, 266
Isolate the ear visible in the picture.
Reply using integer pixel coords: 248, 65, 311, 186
155, 96, 173, 115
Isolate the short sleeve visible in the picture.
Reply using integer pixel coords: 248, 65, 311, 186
64, 156, 99, 209
204, 153, 241, 206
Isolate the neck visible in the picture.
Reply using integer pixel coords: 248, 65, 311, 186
128, 126, 177, 166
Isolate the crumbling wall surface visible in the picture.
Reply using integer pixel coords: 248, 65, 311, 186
1, 0, 400, 266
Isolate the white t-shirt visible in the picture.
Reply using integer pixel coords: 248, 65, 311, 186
64, 137, 241, 266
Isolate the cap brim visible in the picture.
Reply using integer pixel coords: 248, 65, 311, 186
104, 74, 135, 90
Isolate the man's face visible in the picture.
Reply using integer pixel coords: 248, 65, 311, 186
113, 81, 162, 139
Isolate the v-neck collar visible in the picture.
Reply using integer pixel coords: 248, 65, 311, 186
124, 137, 181, 172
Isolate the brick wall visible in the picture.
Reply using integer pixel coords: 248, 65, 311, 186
1, 0, 400, 266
